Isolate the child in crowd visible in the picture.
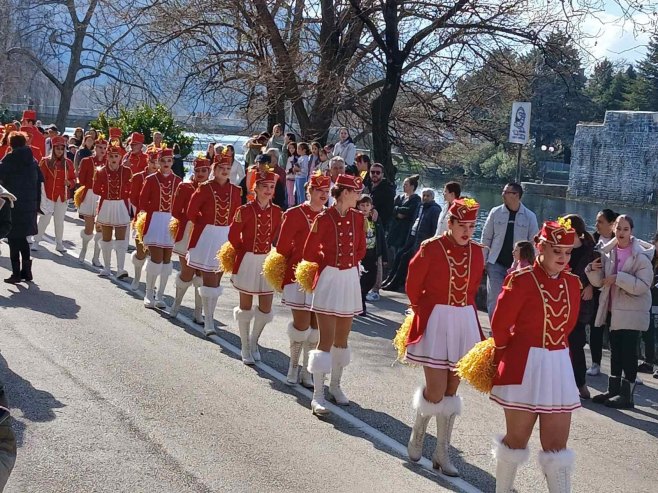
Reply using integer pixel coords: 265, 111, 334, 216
294, 142, 311, 205
357, 195, 387, 316
285, 141, 298, 206
309, 142, 321, 176
507, 240, 535, 274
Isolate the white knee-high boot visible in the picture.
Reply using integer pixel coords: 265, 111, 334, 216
308, 350, 332, 416
169, 274, 193, 317
100, 240, 113, 277
300, 328, 318, 388
32, 212, 52, 248
328, 346, 351, 405
538, 449, 575, 493
234, 307, 255, 364
408, 388, 443, 462
192, 276, 204, 324
115, 240, 128, 278
143, 260, 162, 308
155, 262, 173, 308
432, 395, 462, 477
78, 231, 93, 263
199, 286, 222, 336
250, 309, 274, 362
130, 252, 146, 291
286, 323, 309, 385
91, 232, 103, 266
492, 435, 530, 493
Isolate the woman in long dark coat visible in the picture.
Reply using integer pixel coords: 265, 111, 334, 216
0, 132, 42, 283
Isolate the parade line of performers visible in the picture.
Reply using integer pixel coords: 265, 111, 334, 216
11, 125, 586, 493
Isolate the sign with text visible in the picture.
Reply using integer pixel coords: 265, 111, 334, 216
508, 102, 531, 144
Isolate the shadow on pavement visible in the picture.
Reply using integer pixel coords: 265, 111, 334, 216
0, 355, 65, 447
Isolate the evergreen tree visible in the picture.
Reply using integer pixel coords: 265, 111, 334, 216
636, 35, 658, 110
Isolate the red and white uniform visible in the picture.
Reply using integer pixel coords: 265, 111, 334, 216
93, 164, 132, 227
229, 200, 283, 295
404, 234, 485, 369
490, 264, 582, 413
186, 180, 242, 272
139, 172, 182, 248
302, 206, 366, 317
39, 156, 75, 205
171, 181, 197, 256
277, 203, 323, 310
123, 151, 148, 175
77, 154, 107, 217
130, 170, 149, 215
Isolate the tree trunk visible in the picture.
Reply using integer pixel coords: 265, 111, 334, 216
266, 81, 287, 133
56, 81, 74, 130
371, 62, 402, 179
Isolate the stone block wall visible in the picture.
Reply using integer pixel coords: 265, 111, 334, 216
568, 111, 658, 205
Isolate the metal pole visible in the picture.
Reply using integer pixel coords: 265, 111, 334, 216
515, 144, 523, 183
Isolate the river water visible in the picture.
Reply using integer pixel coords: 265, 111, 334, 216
417, 179, 658, 242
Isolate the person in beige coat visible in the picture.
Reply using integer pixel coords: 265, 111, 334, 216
585, 214, 653, 409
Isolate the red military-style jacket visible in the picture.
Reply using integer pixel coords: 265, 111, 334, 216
405, 234, 486, 346
491, 263, 582, 386
302, 206, 366, 289
39, 157, 75, 202
138, 171, 181, 235
187, 180, 242, 249
123, 151, 148, 175
92, 164, 132, 210
277, 203, 324, 289
77, 154, 107, 202
129, 170, 149, 212
171, 181, 197, 243
228, 200, 282, 274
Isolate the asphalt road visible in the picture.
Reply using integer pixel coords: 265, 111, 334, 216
0, 212, 656, 493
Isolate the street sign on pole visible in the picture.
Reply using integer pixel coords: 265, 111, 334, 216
509, 102, 531, 145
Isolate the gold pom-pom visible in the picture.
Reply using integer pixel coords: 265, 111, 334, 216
169, 217, 180, 240
393, 312, 414, 363
217, 242, 236, 273
134, 211, 147, 244
73, 186, 86, 209
455, 337, 498, 393
262, 249, 286, 292
294, 260, 318, 293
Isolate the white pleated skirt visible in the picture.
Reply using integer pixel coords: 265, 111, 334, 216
490, 347, 581, 413
186, 225, 230, 273
282, 282, 313, 310
311, 266, 361, 317
97, 200, 130, 227
405, 304, 481, 370
231, 252, 272, 295
173, 221, 193, 256
143, 211, 174, 248
78, 190, 98, 217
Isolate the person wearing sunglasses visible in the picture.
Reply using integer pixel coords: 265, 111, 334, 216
481, 182, 538, 319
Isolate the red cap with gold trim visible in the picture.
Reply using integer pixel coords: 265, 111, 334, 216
95, 139, 108, 147
335, 174, 363, 191
448, 198, 479, 223
309, 174, 331, 191
160, 148, 174, 158
51, 136, 67, 147
538, 218, 576, 247
129, 132, 144, 145
107, 146, 123, 156
109, 127, 122, 139
255, 171, 278, 184
214, 153, 233, 166
194, 156, 211, 170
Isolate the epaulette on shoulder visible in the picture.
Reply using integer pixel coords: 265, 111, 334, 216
563, 270, 583, 289
503, 266, 533, 290
469, 239, 488, 250
512, 265, 533, 277
421, 236, 441, 248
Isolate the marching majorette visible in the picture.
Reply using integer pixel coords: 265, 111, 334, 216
137, 148, 182, 308
301, 173, 366, 416
76, 137, 108, 264
183, 155, 241, 335
33, 136, 75, 252
92, 146, 133, 277
108, 127, 125, 158
167, 156, 211, 325
490, 219, 581, 493
275, 173, 330, 386
403, 198, 485, 477
228, 164, 282, 364
129, 149, 160, 290
123, 132, 148, 174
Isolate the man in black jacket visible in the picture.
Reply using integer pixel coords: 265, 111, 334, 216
369, 163, 395, 231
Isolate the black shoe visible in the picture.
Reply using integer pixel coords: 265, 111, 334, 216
4, 275, 22, 284
637, 362, 654, 374
605, 378, 634, 409
653, 369, 658, 379
21, 260, 33, 282
592, 375, 621, 403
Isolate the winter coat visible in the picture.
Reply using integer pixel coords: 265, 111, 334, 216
411, 200, 442, 249
586, 236, 654, 332
0, 185, 15, 239
568, 239, 597, 324
370, 178, 396, 229
172, 154, 185, 179
0, 146, 41, 239
387, 193, 420, 248
333, 140, 356, 165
